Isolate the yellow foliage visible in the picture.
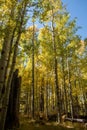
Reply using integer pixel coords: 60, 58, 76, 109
78, 40, 85, 54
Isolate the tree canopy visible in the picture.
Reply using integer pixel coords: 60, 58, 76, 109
0, 0, 87, 130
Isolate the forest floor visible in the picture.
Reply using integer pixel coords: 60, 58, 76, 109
15, 118, 87, 130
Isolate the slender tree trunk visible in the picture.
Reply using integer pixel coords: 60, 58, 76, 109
51, 9, 61, 123
81, 80, 87, 115
52, 84, 55, 111
48, 79, 51, 113
74, 60, 79, 116
0, 25, 13, 113
24, 92, 29, 116
67, 57, 74, 119
29, 84, 32, 118
46, 80, 48, 118
31, 20, 35, 119
35, 68, 38, 113
61, 56, 68, 115
40, 77, 44, 112
78, 68, 87, 115
4, 26, 17, 85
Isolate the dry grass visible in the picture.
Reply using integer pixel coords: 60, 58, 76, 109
14, 116, 86, 130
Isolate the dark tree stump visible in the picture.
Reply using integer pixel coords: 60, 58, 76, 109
5, 69, 21, 129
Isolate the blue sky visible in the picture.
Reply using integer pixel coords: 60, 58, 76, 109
28, 0, 87, 40
62, 0, 87, 40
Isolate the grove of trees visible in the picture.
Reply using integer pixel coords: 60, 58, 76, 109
0, 0, 87, 130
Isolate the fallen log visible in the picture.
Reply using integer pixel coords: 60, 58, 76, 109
65, 117, 87, 123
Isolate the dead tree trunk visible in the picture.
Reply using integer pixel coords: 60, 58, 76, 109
5, 69, 21, 130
